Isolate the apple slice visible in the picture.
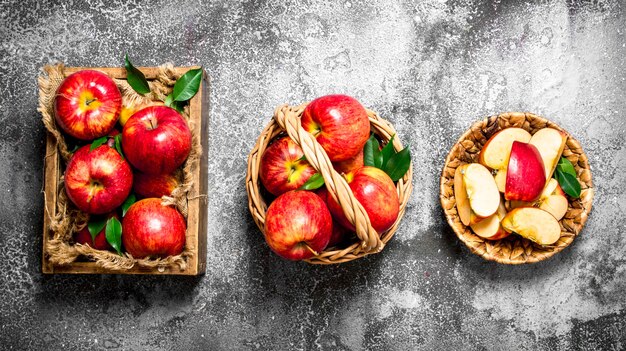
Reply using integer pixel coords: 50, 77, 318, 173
529, 128, 567, 182
470, 202, 510, 240
463, 163, 500, 218
501, 207, 561, 245
537, 179, 568, 220
479, 128, 532, 170
454, 164, 484, 225
505, 141, 546, 202
494, 169, 507, 193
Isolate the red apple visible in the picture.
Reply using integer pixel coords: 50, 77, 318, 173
260, 137, 316, 196
64, 144, 133, 214
122, 198, 186, 258
301, 94, 370, 162
327, 166, 399, 233
264, 190, 332, 260
133, 172, 179, 199
316, 187, 350, 247
332, 149, 364, 176
122, 106, 192, 174
74, 213, 118, 250
505, 141, 546, 202
54, 70, 122, 140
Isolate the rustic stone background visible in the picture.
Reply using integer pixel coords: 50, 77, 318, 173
1, 0, 625, 350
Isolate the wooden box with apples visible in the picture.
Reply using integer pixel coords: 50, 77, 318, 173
40, 64, 209, 275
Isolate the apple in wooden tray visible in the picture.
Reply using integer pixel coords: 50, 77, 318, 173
74, 212, 118, 250
479, 128, 532, 192
260, 137, 316, 196
454, 163, 500, 226
501, 207, 562, 246
133, 172, 179, 199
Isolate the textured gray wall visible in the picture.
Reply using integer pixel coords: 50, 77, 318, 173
1, 0, 625, 350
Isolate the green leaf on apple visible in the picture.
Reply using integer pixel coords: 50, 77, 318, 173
380, 135, 396, 169
165, 93, 174, 107
172, 68, 203, 102
363, 134, 383, 168
299, 173, 324, 191
555, 170, 581, 198
384, 146, 411, 182
90, 136, 108, 151
105, 217, 123, 255
165, 93, 186, 113
124, 54, 151, 95
121, 193, 136, 217
556, 157, 577, 178
114, 134, 125, 159
87, 218, 107, 243
297, 155, 307, 162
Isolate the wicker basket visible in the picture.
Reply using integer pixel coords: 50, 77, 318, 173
246, 103, 413, 264
440, 112, 594, 264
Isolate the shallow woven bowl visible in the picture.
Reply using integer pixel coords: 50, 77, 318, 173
246, 103, 413, 264
440, 112, 594, 264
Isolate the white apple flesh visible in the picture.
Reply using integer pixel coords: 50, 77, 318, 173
470, 202, 509, 240
529, 128, 567, 182
501, 207, 561, 246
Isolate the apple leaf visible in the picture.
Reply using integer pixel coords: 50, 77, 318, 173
363, 134, 383, 168
87, 218, 107, 243
384, 146, 411, 181
165, 93, 186, 113
90, 137, 108, 151
556, 157, 577, 178
105, 217, 123, 255
114, 134, 124, 159
556, 170, 581, 198
164, 93, 174, 107
172, 68, 203, 102
299, 173, 324, 190
121, 193, 136, 217
380, 135, 396, 169
297, 155, 307, 162
124, 54, 151, 95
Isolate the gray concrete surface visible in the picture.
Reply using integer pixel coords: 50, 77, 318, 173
1, 0, 625, 350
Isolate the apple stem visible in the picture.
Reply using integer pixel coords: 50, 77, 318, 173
85, 98, 98, 106
304, 244, 319, 256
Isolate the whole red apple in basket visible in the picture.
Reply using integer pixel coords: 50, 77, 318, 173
327, 166, 399, 233
74, 212, 118, 250
64, 144, 133, 214
54, 70, 122, 140
301, 94, 370, 162
122, 106, 192, 174
264, 190, 332, 260
260, 137, 316, 196
133, 172, 179, 199
122, 198, 186, 258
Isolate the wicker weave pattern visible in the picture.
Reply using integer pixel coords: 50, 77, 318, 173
246, 104, 413, 264
439, 112, 594, 264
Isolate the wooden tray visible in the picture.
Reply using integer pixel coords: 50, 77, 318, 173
41, 66, 209, 275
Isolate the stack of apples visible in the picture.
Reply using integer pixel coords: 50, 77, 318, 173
260, 94, 401, 261
54, 69, 191, 258
455, 127, 570, 245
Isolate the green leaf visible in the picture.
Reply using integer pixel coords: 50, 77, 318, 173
384, 146, 411, 181
556, 171, 581, 198
173, 100, 186, 113
124, 54, 151, 95
121, 193, 136, 217
172, 68, 203, 102
87, 219, 107, 243
105, 217, 123, 255
113, 134, 124, 159
164, 93, 174, 107
298, 173, 325, 190
556, 157, 577, 178
90, 137, 108, 151
363, 134, 382, 168
380, 135, 396, 169
297, 155, 307, 162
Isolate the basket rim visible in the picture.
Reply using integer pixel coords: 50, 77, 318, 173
246, 103, 413, 264
439, 112, 594, 264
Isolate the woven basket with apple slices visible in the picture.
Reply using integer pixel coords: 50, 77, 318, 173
440, 112, 594, 264
246, 100, 413, 264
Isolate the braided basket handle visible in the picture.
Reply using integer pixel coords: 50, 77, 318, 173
273, 104, 382, 253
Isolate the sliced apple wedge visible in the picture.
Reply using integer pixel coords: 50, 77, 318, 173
505, 141, 546, 202
494, 169, 507, 193
501, 207, 561, 245
479, 128, 532, 170
463, 163, 500, 218
471, 202, 510, 240
536, 179, 568, 220
529, 128, 567, 182
454, 164, 485, 225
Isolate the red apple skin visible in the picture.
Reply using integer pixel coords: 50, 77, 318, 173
332, 149, 364, 176
122, 106, 192, 174
264, 190, 332, 260
64, 144, 133, 214
260, 137, 316, 196
505, 141, 546, 202
327, 166, 399, 233
122, 198, 186, 258
133, 172, 179, 199
301, 94, 370, 162
316, 188, 349, 247
74, 213, 118, 250
54, 70, 122, 140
